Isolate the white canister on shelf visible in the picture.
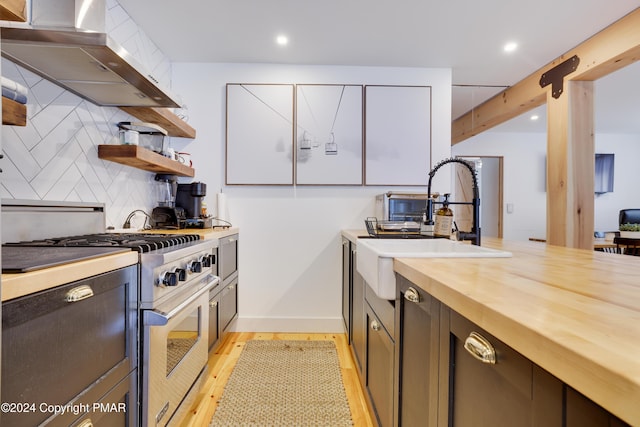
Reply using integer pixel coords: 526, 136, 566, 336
119, 129, 139, 145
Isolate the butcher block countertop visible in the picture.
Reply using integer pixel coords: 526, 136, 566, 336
1, 251, 139, 302
141, 226, 239, 240
342, 231, 640, 425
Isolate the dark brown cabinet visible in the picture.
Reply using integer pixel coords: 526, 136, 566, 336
394, 275, 440, 427
352, 253, 366, 375
365, 297, 394, 427
342, 237, 352, 340
565, 387, 629, 427
393, 273, 631, 427
445, 309, 563, 427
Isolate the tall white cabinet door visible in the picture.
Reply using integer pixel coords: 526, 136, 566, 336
226, 84, 294, 185
365, 85, 431, 186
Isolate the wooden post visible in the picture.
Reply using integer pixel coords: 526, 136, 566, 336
546, 81, 594, 249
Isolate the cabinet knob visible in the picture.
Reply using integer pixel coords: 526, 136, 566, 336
464, 331, 497, 364
370, 319, 381, 331
404, 287, 421, 303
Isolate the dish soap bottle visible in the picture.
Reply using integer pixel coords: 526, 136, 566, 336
434, 193, 454, 237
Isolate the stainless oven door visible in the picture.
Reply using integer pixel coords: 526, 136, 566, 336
142, 276, 218, 426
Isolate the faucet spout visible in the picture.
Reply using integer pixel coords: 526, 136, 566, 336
427, 157, 481, 245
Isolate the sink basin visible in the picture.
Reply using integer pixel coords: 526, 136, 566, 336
356, 238, 512, 300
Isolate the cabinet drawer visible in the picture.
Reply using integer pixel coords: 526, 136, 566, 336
450, 310, 532, 400
448, 310, 563, 426
365, 282, 395, 340
219, 234, 238, 283
366, 303, 394, 427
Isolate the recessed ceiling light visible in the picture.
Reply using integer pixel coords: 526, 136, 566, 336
530, 114, 539, 121
503, 42, 518, 53
276, 35, 288, 46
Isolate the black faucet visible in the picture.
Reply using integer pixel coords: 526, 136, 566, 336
426, 157, 481, 246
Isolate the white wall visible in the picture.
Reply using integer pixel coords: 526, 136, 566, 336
593, 133, 640, 232
452, 130, 640, 241
453, 132, 548, 241
171, 63, 452, 332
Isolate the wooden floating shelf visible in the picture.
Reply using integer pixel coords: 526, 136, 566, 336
119, 107, 196, 138
98, 145, 195, 177
0, 0, 26, 22
2, 96, 27, 126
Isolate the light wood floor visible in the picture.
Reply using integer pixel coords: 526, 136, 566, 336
178, 332, 375, 427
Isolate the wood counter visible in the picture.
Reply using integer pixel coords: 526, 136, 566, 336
391, 237, 640, 425
1, 251, 139, 302
137, 227, 239, 241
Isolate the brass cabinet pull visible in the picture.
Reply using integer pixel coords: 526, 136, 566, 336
77, 419, 93, 427
370, 319, 381, 331
65, 285, 94, 303
404, 287, 421, 303
464, 331, 497, 364
210, 301, 218, 308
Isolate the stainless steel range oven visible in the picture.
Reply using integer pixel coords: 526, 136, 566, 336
139, 237, 218, 426
1, 200, 219, 427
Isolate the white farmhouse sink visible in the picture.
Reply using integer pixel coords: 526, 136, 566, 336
356, 238, 512, 300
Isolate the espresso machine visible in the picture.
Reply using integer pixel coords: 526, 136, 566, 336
150, 174, 186, 229
176, 182, 213, 228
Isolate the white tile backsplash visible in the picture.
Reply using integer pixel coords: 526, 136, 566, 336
1, 1, 173, 229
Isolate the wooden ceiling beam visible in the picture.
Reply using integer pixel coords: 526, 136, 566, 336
452, 7, 640, 145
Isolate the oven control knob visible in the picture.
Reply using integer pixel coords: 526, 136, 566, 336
200, 254, 212, 268
159, 271, 178, 287
174, 268, 187, 281
188, 260, 202, 273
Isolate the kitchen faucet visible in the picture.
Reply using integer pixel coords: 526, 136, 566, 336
426, 157, 481, 246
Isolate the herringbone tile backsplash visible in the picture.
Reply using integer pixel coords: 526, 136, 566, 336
1, 0, 176, 229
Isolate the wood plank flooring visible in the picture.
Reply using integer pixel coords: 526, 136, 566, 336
178, 332, 375, 427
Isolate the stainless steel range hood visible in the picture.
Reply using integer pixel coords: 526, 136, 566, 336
0, 0, 181, 108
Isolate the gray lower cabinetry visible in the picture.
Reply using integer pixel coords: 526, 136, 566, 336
445, 308, 563, 427
395, 275, 440, 427
394, 273, 630, 427
342, 238, 396, 427
342, 237, 352, 340
365, 302, 394, 427
352, 257, 366, 375
365, 283, 395, 427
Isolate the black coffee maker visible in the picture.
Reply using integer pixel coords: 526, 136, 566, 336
176, 182, 213, 228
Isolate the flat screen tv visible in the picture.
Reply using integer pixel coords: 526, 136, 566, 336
595, 153, 614, 194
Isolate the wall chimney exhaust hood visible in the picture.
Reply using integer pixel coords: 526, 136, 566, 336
0, 0, 181, 108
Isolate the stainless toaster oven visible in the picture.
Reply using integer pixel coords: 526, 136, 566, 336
375, 192, 434, 222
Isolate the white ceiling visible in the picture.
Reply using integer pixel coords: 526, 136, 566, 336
118, 0, 640, 134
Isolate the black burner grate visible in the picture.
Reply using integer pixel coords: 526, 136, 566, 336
4, 233, 201, 253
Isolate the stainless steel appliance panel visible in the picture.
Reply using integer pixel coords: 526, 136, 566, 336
142, 276, 218, 426
219, 234, 238, 283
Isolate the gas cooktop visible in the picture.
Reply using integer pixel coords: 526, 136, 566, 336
4, 233, 201, 253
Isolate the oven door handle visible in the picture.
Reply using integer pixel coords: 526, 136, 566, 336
144, 275, 219, 326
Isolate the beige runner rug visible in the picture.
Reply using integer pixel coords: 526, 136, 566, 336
210, 340, 353, 426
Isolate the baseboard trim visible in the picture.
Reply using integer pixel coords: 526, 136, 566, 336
231, 316, 346, 333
